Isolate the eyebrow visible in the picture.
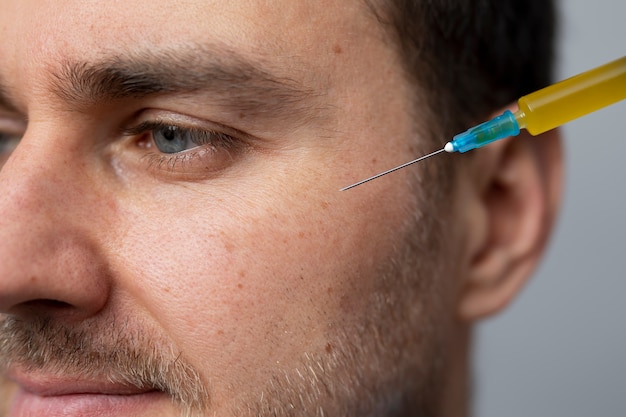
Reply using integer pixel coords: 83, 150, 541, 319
49, 44, 324, 122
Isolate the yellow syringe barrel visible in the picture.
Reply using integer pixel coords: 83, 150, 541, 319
515, 56, 626, 135
447, 56, 626, 154
345, 56, 626, 188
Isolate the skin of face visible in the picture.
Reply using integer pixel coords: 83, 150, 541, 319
0, 1, 563, 416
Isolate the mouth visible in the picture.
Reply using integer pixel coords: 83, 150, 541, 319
6, 369, 172, 417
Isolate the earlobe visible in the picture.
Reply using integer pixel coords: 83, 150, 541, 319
457, 117, 563, 321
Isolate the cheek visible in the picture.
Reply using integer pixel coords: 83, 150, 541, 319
105, 170, 414, 378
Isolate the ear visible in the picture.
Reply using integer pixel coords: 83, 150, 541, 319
456, 107, 563, 321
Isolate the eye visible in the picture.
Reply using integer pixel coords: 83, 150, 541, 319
154, 125, 191, 153
122, 119, 247, 178
126, 121, 237, 155
0, 131, 22, 169
152, 124, 232, 154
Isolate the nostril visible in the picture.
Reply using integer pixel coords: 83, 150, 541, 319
17, 299, 74, 315
24, 299, 72, 308
0, 232, 111, 318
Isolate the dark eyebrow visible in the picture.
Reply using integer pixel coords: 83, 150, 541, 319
50, 45, 324, 122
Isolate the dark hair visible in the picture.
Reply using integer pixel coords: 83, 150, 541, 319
376, 0, 557, 142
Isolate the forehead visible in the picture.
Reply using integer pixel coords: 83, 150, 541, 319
0, 1, 380, 83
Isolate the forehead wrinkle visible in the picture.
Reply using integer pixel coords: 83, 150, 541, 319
47, 45, 327, 122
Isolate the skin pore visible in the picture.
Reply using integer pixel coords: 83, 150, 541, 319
0, 1, 562, 416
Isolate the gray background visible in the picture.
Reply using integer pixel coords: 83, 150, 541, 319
474, 0, 626, 416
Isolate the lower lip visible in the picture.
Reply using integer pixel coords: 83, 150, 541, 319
9, 388, 169, 417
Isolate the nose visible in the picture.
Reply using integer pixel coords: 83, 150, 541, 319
0, 129, 111, 320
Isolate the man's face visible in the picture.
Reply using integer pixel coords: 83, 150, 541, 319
0, 1, 462, 416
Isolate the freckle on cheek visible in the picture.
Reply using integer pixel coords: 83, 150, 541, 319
339, 295, 355, 314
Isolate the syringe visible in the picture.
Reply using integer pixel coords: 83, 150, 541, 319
341, 55, 626, 191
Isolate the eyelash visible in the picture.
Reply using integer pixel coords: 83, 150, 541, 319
123, 120, 244, 174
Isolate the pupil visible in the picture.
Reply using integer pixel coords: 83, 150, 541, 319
163, 126, 177, 141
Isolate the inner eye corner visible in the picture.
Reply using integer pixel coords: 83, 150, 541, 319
134, 134, 153, 150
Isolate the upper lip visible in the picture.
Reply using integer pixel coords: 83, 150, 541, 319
6, 367, 156, 397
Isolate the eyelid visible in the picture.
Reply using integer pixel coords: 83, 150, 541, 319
121, 119, 245, 156
122, 120, 198, 138
121, 112, 252, 142
117, 113, 254, 180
